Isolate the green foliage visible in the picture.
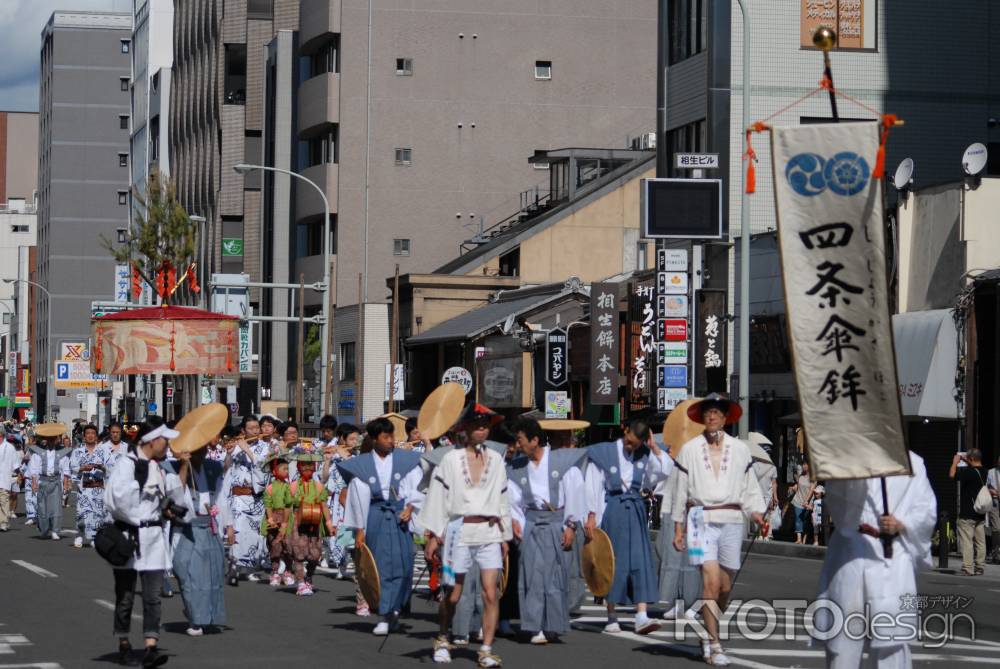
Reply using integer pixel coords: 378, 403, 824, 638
304, 324, 321, 365
102, 169, 198, 289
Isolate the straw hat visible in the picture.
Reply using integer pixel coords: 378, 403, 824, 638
417, 382, 466, 440
582, 528, 615, 597
538, 418, 590, 431
662, 398, 705, 458
378, 412, 409, 443
170, 403, 229, 454
686, 392, 743, 425
34, 423, 66, 438
355, 542, 381, 609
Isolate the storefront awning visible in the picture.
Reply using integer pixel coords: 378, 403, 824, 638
892, 309, 958, 419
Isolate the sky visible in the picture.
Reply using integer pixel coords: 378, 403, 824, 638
0, 0, 132, 113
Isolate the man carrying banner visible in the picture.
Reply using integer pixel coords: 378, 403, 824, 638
672, 395, 766, 666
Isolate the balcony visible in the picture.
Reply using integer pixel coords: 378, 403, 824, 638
299, 0, 341, 54
298, 72, 340, 136
296, 163, 339, 221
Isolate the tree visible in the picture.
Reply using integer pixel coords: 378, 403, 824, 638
104, 169, 199, 304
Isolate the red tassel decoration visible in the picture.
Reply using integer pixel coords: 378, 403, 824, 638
169, 324, 176, 372
131, 264, 143, 299
94, 325, 103, 373
872, 114, 898, 179
226, 327, 234, 372
188, 265, 201, 294
744, 130, 758, 194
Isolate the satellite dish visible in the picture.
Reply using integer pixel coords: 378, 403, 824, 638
962, 143, 988, 176
892, 158, 914, 189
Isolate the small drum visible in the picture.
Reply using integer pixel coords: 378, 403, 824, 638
299, 502, 323, 526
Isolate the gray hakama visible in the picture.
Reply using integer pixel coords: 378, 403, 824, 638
519, 509, 570, 633
173, 517, 227, 626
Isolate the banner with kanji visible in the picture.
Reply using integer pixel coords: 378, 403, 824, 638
771, 121, 910, 480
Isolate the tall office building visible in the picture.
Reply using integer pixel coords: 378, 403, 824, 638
37, 11, 132, 422
257, 1, 657, 420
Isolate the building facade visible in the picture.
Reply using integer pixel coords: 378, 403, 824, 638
37, 11, 132, 423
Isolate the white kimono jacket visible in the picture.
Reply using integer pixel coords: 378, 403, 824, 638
342, 451, 426, 533
418, 447, 513, 546
816, 451, 936, 655
584, 440, 674, 526
104, 450, 188, 571
671, 433, 766, 525
508, 447, 586, 529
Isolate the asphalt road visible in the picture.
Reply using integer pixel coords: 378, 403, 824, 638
2, 508, 999, 668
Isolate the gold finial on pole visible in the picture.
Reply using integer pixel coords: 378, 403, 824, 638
812, 26, 837, 52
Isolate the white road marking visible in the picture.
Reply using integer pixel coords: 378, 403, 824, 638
10, 561, 56, 579
0, 664, 63, 668
93, 599, 140, 620
0, 638, 28, 646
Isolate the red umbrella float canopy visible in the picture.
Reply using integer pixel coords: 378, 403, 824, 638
92, 305, 240, 375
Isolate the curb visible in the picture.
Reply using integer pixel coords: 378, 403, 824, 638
742, 538, 827, 560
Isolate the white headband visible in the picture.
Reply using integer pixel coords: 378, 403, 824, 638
141, 424, 180, 443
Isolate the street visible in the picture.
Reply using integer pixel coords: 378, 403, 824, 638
2, 509, 999, 668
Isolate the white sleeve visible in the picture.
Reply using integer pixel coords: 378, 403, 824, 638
741, 460, 767, 516
417, 461, 452, 539
584, 462, 607, 525
399, 466, 425, 511
671, 459, 690, 524
560, 467, 586, 525
508, 478, 526, 530
60, 455, 71, 477
499, 465, 513, 542
28, 454, 40, 478
342, 478, 371, 530
645, 449, 675, 487
105, 460, 145, 526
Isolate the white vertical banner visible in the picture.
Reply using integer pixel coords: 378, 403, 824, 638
114, 264, 131, 304
384, 364, 404, 402
771, 121, 910, 480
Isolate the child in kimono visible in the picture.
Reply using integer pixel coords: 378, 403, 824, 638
262, 455, 295, 587
289, 456, 334, 596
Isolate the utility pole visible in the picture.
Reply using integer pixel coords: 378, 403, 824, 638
325, 257, 336, 416
355, 273, 364, 425
296, 275, 304, 425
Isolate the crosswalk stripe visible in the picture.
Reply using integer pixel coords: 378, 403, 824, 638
10, 561, 56, 579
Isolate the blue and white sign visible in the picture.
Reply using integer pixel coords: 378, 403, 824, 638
148, 402, 158, 412
115, 263, 131, 304
658, 364, 688, 388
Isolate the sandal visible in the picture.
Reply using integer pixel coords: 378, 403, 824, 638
477, 650, 502, 668
433, 636, 452, 664
706, 643, 731, 666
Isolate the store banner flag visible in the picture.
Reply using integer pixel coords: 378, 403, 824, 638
771, 121, 910, 480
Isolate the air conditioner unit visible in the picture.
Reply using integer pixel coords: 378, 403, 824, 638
630, 132, 657, 151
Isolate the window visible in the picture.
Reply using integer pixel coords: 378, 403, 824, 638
534, 60, 552, 80
117, 191, 128, 205
393, 239, 411, 256
303, 36, 340, 79
394, 147, 412, 165
637, 241, 649, 270
118, 153, 128, 167
668, 0, 706, 65
119, 115, 129, 130
339, 342, 356, 381
304, 127, 339, 167
120, 39, 130, 54
395, 58, 413, 76
532, 150, 550, 169
664, 119, 708, 177
224, 44, 247, 105
150, 117, 159, 161
10, 225, 29, 234
246, 0, 274, 19
119, 77, 129, 92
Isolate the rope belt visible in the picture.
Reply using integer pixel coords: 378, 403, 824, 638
463, 515, 504, 531
230, 486, 254, 496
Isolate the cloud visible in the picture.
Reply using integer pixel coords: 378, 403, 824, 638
0, 0, 133, 112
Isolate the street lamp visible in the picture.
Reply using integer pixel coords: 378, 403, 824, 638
4, 278, 52, 420
233, 163, 331, 416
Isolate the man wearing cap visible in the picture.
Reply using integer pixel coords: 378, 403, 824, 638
508, 417, 586, 645
339, 417, 424, 634
671, 394, 766, 667
28, 424, 72, 540
105, 417, 186, 667
419, 403, 512, 668
583, 418, 673, 635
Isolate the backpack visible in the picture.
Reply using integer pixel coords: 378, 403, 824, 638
972, 468, 993, 515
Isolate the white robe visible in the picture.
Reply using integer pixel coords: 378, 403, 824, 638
104, 451, 188, 571
816, 451, 936, 664
342, 451, 425, 533
584, 440, 674, 526
507, 447, 586, 529
671, 434, 766, 525
0, 441, 19, 491
418, 447, 513, 545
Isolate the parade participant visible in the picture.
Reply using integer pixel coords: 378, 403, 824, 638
317, 414, 338, 447
100, 422, 130, 468
280, 421, 307, 481
70, 423, 110, 548
508, 417, 586, 645
261, 452, 295, 587
405, 417, 432, 453
339, 417, 424, 634
671, 394, 766, 666
21, 440, 36, 526
104, 416, 184, 667
811, 486, 825, 546
28, 424, 72, 540
816, 452, 936, 669
221, 415, 269, 582
419, 404, 512, 668
289, 454, 334, 596
0, 432, 19, 531
321, 423, 360, 580
583, 418, 672, 635
169, 404, 230, 636
260, 415, 280, 449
